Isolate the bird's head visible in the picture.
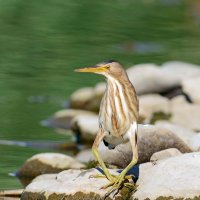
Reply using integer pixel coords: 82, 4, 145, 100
75, 60, 127, 80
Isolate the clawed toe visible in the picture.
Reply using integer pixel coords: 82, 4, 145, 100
90, 172, 135, 198
104, 174, 135, 198
89, 174, 106, 179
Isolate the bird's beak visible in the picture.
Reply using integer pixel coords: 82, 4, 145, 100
75, 64, 109, 74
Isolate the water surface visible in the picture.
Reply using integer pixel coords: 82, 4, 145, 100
0, 0, 200, 190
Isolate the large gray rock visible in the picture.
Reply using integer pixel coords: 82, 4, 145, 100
17, 153, 85, 180
21, 169, 133, 200
150, 148, 182, 162
99, 124, 191, 167
72, 118, 194, 167
182, 77, 200, 104
170, 96, 200, 131
139, 94, 171, 123
74, 124, 192, 168
132, 152, 200, 199
155, 121, 199, 151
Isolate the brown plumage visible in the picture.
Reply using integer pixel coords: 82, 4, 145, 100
75, 60, 139, 195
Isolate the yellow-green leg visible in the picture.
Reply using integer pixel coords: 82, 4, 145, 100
91, 128, 138, 197
91, 129, 114, 182
103, 152, 138, 190
104, 130, 138, 195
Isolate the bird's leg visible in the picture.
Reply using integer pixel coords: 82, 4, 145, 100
91, 129, 114, 182
104, 130, 138, 195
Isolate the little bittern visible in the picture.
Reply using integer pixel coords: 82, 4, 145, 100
75, 60, 139, 194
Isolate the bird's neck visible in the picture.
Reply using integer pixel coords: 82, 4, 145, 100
105, 75, 139, 120
106, 75, 130, 92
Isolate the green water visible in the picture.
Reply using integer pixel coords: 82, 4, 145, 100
0, 0, 200, 190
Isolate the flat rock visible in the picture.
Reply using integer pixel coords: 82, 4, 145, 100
21, 153, 200, 200
139, 94, 171, 123
21, 168, 133, 200
17, 153, 85, 180
150, 148, 182, 162
99, 124, 192, 167
71, 114, 99, 142
170, 95, 200, 131
182, 77, 200, 104
41, 109, 95, 130
132, 152, 200, 200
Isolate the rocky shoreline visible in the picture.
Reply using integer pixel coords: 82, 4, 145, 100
2, 61, 200, 200
20, 152, 200, 200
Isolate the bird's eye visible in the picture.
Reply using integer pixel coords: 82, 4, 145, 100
105, 65, 110, 69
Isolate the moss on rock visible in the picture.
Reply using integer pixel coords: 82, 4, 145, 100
150, 112, 171, 124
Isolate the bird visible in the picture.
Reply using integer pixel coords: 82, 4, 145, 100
75, 60, 139, 195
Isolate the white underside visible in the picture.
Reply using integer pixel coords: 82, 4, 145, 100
103, 122, 137, 148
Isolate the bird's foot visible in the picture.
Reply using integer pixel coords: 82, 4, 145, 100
90, 172, 135, 198
103, 173, 135, 198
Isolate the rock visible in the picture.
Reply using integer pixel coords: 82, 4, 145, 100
70, 87, 95, 108
21, 169, 133, 200
94, 82, 106, 97
132, 152, 200, 199
99, 141, 132, 168
75, 149, 94, 163
71, 114, 99, 142
71, 119, 193, 167
155, 121, 198, 151
41, 109, 95, 130
170, 95, 200, 131
126, 61, 200, 95
150, 148, 182, 162
161, 61, 200, 83
99, 124, 192, 168
22, 153, 200, 200
139, 94, 171, 123
127, 63, 163, 94
70, 83, 106, 111
182, 77, 200, 104
138, 124, 192, 162
17, 153, 85, 181
189, 133, 200, 151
